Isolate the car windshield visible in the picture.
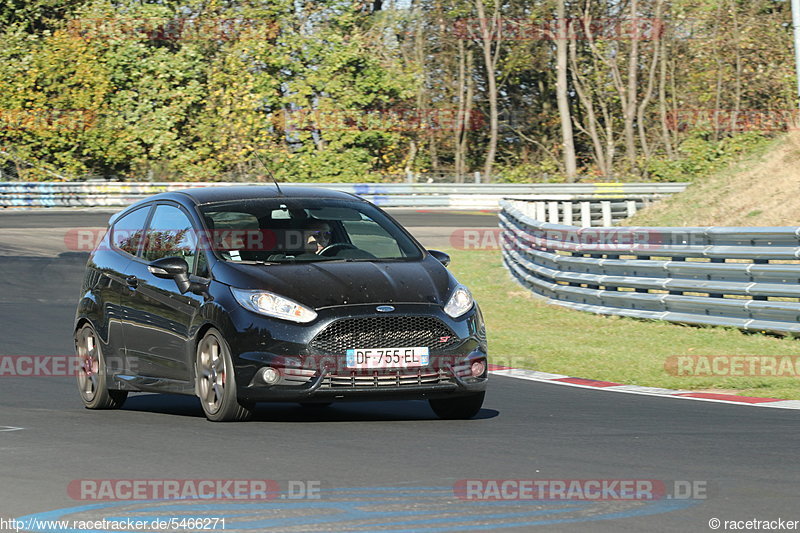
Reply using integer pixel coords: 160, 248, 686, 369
198, 198, 423, 264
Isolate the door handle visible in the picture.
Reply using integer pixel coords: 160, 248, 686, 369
126, 276, 139, 289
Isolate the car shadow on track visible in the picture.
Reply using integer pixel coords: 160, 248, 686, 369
121, 393, 499, 422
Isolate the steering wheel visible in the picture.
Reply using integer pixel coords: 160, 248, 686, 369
319, 243, 357, 257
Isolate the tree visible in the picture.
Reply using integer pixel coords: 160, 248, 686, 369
474, 0, 502, 182
555, 0, 578, 181
0, 0, 796, 183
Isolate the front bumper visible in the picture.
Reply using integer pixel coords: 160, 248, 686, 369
238, 364, 487, 403
221, 301, 488, 403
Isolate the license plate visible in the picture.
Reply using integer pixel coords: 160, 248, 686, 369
346, 347, 430, 370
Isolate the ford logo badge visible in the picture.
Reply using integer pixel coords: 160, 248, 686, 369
376, 305, 395, 313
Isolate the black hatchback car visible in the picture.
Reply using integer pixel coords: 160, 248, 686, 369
74, 186, 488, 421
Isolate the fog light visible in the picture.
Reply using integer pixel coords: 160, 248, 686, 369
470, 360, 486, 378
258, 367, 281, 386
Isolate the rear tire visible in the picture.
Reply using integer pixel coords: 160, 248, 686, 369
75, 324, 127, 409
429, 392, 485, 420
195, 329, 254, 422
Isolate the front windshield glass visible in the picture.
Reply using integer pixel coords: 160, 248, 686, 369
198, 198, 423, 264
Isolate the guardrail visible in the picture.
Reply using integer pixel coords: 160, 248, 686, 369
0, 181, 687, 210
502, 198, 645, 227
500, 199, 800, 336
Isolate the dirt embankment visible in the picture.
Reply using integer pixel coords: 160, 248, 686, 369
629, 133, 800, 227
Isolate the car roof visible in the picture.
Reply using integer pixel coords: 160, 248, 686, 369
173, 185, 359, 205
110, 186, 363, 225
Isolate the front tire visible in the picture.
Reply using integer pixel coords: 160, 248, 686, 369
196, 329, 254, 422
429, 392, 485, 420
75, 324, 127, 409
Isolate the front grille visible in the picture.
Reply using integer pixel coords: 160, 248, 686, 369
321, 369, 451, 389
309, 316, 460, 355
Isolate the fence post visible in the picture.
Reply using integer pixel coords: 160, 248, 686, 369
474, 172, 481, 184
580, 202, 591, 227
535, 202, 546, 221
601, 201, 612, 226
626, 200, 637, 218
562, 201, 573, 226
548, 201, 559, 223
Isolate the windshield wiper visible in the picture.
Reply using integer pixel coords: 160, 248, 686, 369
227, 260, 278, 265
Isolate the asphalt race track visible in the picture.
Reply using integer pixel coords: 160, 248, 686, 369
0, 210, 798, 533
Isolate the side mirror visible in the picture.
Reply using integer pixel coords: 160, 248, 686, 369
147, 257, 193, 294
428, 250, 451, 267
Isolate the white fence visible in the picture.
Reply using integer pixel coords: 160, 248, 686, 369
0, 181, 687, 210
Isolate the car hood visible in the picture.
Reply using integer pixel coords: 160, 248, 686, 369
213, 256, 455, 309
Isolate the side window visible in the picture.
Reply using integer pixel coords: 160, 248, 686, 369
143, 205, 198, 272
112, 206, 150, 256
196, 250, 210, 278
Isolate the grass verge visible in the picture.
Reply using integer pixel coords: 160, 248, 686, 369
448, 248, 800, 400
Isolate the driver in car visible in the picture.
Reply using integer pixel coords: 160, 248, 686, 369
305, 221, 333, 254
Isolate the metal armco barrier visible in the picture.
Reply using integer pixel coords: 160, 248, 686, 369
504, 198, 644, 227
500, 199, 800, 336
0, 181, 687, 209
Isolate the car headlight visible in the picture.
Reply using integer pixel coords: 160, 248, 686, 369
444, 285, 474, 318
231, 288, 317, 323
